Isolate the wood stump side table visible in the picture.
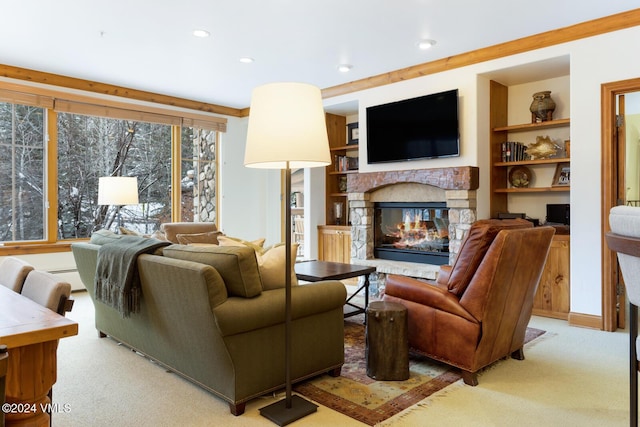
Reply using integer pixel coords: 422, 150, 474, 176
365, 301, 409, 381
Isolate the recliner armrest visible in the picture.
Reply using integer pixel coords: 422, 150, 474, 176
436, 265, 452, 285
385, 275, 477, 323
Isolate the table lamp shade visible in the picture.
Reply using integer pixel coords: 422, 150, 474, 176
244, 82, 331, 169
98, 176, 139, 205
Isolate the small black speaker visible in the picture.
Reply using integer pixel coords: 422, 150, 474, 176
546, 204, 570, 225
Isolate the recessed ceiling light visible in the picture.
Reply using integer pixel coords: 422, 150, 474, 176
337, 64, 353, 73
417, 39, 437, 50
192, 29, 210, 38
239, 57, 254, 64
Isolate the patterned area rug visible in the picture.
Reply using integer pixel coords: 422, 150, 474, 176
294, 320, 546, 426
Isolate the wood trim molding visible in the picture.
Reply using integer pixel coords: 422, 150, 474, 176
1, 10, 640, 118
0, 64, 245, 117
0, 242, 74, 256
600, 77, 640, 332
568, 312, 602, 330
322, 8, 640, 100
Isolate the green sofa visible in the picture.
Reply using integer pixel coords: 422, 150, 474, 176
72, 239, 346, 416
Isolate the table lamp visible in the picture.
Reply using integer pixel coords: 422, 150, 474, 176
98, 176, 139, 229
244, 82, 330, 425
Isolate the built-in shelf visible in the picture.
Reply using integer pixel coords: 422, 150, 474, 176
330, 144, 359, 152
489, 79, 571, 321
329, 170, 358, 175
495, 186, 570, 193
493, 118, 570, 132
494, 157, 570, 167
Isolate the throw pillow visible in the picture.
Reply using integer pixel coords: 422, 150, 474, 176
256, 243, 299, 290
176, 230, 224, 245
217, 235, 266, 251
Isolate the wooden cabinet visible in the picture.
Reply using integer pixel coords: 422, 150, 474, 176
325, 113, 358, 226
533, 234, 570, 319
318, 225, 351, 263
489, 80, 570, 320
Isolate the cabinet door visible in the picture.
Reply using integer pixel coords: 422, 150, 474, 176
533, 236, 570, 319
318, 226, 351, 263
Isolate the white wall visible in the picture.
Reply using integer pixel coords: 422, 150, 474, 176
219, 115, 282, 246
220, 25, 640, 317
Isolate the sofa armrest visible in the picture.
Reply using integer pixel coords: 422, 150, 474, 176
385, 275, 476, 323
213, 281, 347, 336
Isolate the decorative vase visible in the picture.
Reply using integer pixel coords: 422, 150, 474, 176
529, 91, 556, 123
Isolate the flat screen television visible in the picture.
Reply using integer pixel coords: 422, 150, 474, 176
366, 89, 460, 164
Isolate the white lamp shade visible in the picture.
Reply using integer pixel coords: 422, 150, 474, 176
244, 82, 331, 169
98, 176, 139, 205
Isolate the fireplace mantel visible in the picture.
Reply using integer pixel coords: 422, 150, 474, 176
347, 166, 479, 279
348, 166, 479, 193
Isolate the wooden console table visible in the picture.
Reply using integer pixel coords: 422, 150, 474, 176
295, 260, 376, 319
0, 286, 78, 426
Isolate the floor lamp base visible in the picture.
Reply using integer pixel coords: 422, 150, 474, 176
259, 395, 318, 426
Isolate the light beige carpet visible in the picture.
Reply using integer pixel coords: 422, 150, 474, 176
53, 291, 629, 426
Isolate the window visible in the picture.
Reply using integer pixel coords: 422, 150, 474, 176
0, 102, 46, 241
0, 83, 227, 245
57, 114, 172, 238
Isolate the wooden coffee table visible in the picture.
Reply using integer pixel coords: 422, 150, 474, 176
295, 260, 377, 319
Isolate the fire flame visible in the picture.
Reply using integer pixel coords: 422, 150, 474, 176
388, 212, 448, 250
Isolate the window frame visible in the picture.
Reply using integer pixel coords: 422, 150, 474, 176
0, 81, 226, 253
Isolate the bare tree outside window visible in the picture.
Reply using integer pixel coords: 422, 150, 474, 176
0, 101, 218, 243
0, 102, 45, 242
57, 113, 172, 238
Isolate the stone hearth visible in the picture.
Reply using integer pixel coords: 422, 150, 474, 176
348, 167, 479, 279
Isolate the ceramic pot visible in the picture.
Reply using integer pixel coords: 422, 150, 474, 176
530, 91, 556, 123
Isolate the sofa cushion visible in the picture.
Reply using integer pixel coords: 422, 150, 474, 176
160, 222, 217, 243
162, 244, 263, 298
446, 218, 532, 296
176, 230, 224, 245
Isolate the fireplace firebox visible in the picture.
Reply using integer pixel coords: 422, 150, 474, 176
374, 202, 449, 265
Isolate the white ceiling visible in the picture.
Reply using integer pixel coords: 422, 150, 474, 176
1, 1, 639, 111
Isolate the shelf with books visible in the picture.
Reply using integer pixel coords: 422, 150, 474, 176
495, 157, 570, 167
325, 113, 358, 226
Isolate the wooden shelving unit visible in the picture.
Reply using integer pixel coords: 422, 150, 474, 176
325, 114, 358, 225
319, 113, 357, 263
489, 79, 571, 320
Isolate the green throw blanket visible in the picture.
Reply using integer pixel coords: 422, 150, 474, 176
95, 236, 171, 317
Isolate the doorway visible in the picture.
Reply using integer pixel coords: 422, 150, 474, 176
602, 78, 640, 331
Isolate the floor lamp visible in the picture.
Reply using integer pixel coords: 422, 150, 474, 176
244, 82, 331, 426
97, 176, 139, 229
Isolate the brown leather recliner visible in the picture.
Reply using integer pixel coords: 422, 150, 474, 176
384, 219, 555, 386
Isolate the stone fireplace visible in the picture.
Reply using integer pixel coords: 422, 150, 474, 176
348, 167, 479, 279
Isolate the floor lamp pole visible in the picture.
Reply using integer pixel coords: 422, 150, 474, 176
259, 162, 318, 425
